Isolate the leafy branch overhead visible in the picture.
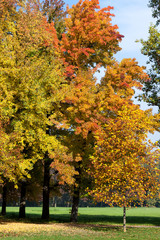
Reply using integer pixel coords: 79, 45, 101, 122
138, 0, 160, 112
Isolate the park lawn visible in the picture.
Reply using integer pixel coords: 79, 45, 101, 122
4, 206, 160, 226
0, 207, 159, 239
0, 223, 160, 240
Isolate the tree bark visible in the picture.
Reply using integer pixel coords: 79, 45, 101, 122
42, 159, 51, 220
1, 184, 7, 216
70, 161, 81, 223
70, 139, 86, 223
19, 181, 27, 218
123, 205, 126, 232
70, 182, 80, 222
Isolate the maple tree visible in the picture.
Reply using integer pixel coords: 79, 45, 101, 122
56, 0, 123, 222
56, 70, 99, 222
87, 58, 160, 232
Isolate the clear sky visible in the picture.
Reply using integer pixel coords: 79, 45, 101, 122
65, 0, 159, 142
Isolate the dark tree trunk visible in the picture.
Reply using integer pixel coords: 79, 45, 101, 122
70, 161, 81, 223
42, 159, 51, 220
1, 184, 7, 216
70, 181, 80, 223
19, 181, 27, 218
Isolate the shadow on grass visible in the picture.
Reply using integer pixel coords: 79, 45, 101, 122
79, 214, 160, 226
51, 214, 160, 226
1, 212, 160, 227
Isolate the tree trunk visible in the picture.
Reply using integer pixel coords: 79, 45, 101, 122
1, 184, 7, 216
42, 159, 51, 220
123, 205, 126, 232
70, 161, 81, 223
19, 181, 27, 218
70, 183, 80, 222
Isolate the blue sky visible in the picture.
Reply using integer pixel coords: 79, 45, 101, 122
65, 0, 159, 142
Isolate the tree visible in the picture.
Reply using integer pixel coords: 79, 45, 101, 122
138, 0, 160, 112
139, 25, 160, 112
0, 0, 71, 218
60, 70, 99, 222
1, 184, 7, 216
87, 59, 160, 232
58, 0, 123, 222
89, 107, 159, 231
148, 0, 160, 25
138, 0, 160, 149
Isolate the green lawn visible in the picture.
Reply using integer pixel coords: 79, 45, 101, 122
1, 228, 160, 240
0, 207, 160, 239
5, 206, 160, 226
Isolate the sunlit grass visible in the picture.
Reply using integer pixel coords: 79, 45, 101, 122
0, 207, 159, 239
0, 224, 160, 240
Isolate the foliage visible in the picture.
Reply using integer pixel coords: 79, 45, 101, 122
87, 57, 160, 208
0, 119, 25, 185
48, 0, 124, 204
60, 0, 123, 75
89, 104, 160, 207
56, 1, 160, 217
139, 25, 160, 111
0, 0, 159, 223
149, 0, 160, 25
42, 0, 66, 39
0, 0, 75, 186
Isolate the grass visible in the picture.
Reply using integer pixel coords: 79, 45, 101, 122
4, 206, 160, 226
0, 207, 160, 239
1, 228, 160, 240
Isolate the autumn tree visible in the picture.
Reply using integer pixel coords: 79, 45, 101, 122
56, 0, 123, 222
55, 70, 100, 222
0, 0, 74, 218
40, 0, 77, 220
87, 58, 160, 232
89, 106, 159, 231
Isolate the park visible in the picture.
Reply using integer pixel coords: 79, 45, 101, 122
0, 0, 160, 239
